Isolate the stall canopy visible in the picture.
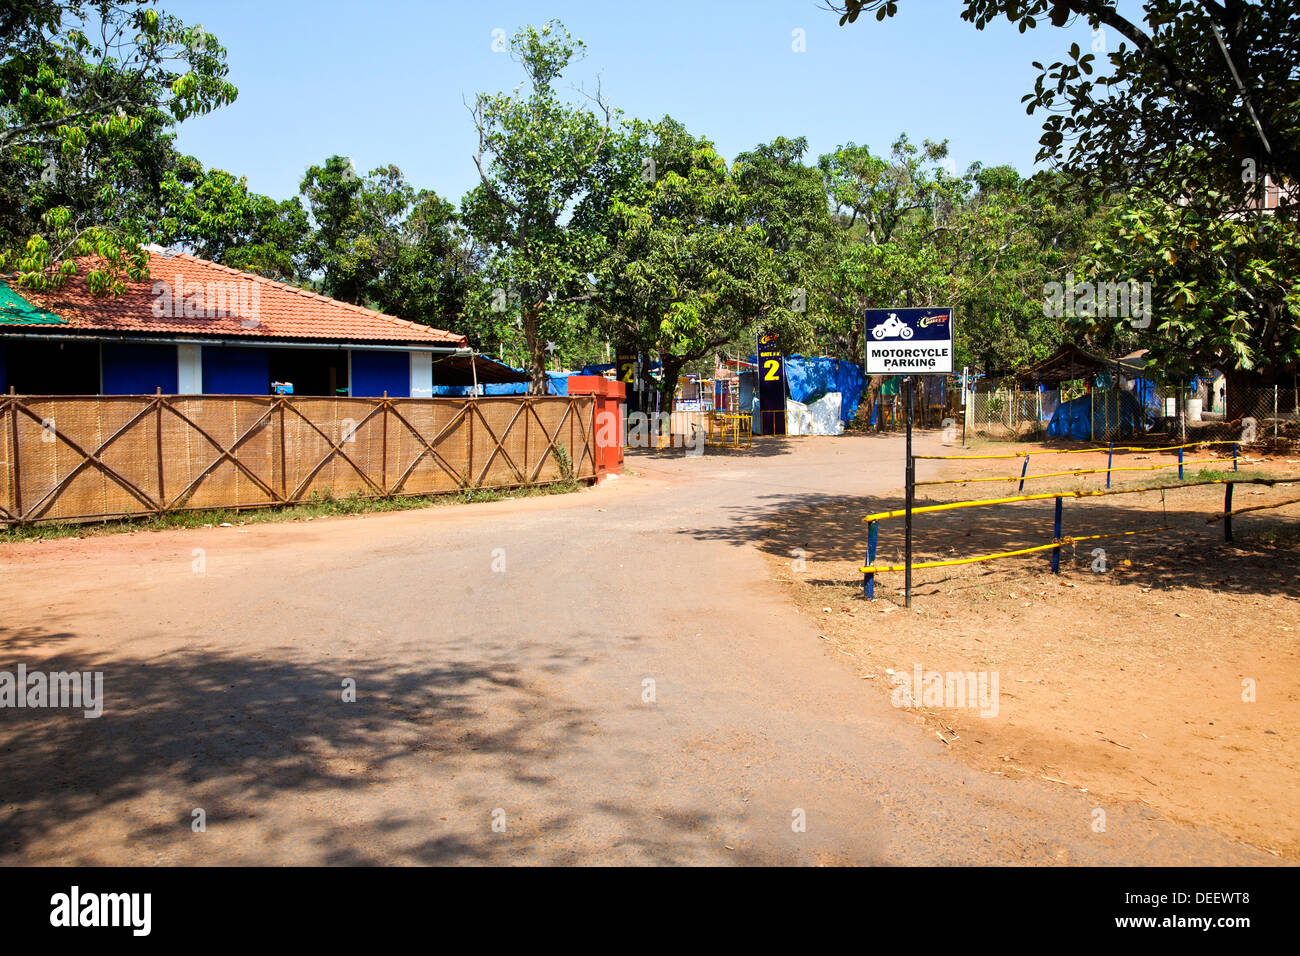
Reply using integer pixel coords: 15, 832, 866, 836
1012, 344, 1112, 386
428, 352, 531, 387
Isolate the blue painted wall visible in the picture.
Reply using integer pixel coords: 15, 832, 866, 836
351, 349, 409, 397
203, 346, 269, 394
101, 342, 177, 394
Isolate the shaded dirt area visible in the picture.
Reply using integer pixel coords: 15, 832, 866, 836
760, 434, 1300, 860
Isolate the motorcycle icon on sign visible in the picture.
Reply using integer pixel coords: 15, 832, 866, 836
872, 313, 914, 340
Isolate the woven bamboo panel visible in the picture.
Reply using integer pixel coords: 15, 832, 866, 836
0, 394, 595, 526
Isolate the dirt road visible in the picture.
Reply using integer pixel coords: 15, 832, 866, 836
0, 433, 1276, 864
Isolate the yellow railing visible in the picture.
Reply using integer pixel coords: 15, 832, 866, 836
860, 471, 1300, 599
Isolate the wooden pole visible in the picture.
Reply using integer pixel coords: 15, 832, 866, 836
381, 392, 389, 496
8, 392, 21, 522
279, 398, 288, 499
155, 389, 165, 514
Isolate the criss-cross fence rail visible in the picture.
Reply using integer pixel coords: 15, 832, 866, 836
0, 393, 596, 527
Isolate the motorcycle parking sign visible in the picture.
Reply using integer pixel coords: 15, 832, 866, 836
864, 307, 954, 375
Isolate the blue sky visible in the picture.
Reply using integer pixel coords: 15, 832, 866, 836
165, 0, 1100, 205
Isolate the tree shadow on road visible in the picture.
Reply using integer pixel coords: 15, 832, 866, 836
0, 626, 726, 865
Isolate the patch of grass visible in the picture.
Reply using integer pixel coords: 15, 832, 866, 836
0, 480, 586, 543
551, 443, 575, 481
1250, 525, 1300, 549
1142, 466, 1269, 489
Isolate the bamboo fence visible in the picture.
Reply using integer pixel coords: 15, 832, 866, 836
0, 393, 596, 527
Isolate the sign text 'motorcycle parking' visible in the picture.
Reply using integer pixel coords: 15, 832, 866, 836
864, 308, 954, 375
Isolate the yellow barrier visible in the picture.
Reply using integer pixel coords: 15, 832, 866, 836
914, 455, 1240, 487
862, 475, 1298, 525
914, 439, 1240, 461
860, 525, 1168, 574
706, 411, 752, 447
863, 431, 1294, 600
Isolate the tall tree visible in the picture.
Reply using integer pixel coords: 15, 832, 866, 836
461, 21, 614, 394
583, 116, 781, 411
733, 136, 836, 355
1, 0, 237, 293
155, 156, 309, 281
298, 156, 468, 323
832, 1, 1300, 385
830, 1, 1300, 199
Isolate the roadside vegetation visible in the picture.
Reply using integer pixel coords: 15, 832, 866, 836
0, 479, 585, 543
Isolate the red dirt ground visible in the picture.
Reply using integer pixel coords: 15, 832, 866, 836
766, 435, 1300, 859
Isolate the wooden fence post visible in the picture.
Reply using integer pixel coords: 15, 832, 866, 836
9, 391, 22, 522
155, 389, 165, 514
381, 392, 389, 496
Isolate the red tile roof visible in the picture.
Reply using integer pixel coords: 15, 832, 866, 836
7, 250, 467, 347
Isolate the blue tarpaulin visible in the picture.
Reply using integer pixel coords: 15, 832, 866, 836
1047, 390, 1147, 440
748, 354, 866, 424
433, 371, 569, 397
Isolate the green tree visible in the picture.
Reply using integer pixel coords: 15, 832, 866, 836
733, 136, 836, 355
460, 21, 614, 394
298, 156, 469, 323
155, 156, 309, 281
817, 136, 966, 360
1, 1, 237, 293
1074, 189, 1299, 411
832, 1, 1300, 385
584, 116, 781, 411
831, 1, 1300, 200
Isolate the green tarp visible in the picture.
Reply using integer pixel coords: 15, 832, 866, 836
0, 281, 65, 325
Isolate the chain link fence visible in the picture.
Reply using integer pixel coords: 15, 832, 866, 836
965, 383, 1299, 448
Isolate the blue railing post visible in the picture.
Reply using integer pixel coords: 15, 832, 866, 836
1051, 496, 1063, 574
1225, 483, 1234, 543
1018, 455, 1030, 493
1106, 441, 1114, 489
1178, 445, 1184, 480
864, 520, 878, 600
1233, 441, 1239, 472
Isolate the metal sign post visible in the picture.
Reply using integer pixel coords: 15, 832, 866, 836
864, 307, 954, 608
904, 375, 914, 607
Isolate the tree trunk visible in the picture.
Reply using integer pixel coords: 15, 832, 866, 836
522, 303, 547, 396
1224, 367, 1256, 424
658, 358, 683, 418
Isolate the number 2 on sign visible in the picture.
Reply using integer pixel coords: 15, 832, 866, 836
764, 360, 780, 381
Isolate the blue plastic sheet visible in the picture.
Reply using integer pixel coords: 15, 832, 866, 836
755, 354, 866, 424
433, 371, 568, 397
1046, 390, 1147, 440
